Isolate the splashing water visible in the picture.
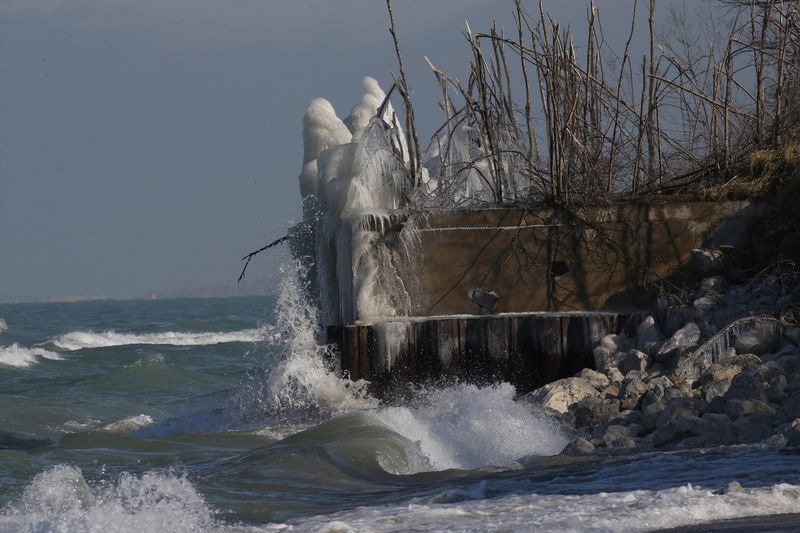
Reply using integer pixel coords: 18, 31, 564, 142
373, 383, 568, 472
0, 319, 7, 334
224, 263, 376, 428
0, 465, 216, 533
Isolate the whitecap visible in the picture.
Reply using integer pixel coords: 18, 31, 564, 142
0, 318, 7, 333
0, 344, 61, 368
51, 328, 264, 351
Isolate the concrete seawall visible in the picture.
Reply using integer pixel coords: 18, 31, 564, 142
312, 200, 768, 393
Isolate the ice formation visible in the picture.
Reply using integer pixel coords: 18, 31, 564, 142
298, 76, 419, 329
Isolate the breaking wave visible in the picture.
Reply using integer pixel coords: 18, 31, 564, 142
0, 344, 61, 368
0, 319, 7, 333
0, 465, 217, 533
51, 328, 264, 351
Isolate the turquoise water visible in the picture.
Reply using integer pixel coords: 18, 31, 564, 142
1, 280, 800, 532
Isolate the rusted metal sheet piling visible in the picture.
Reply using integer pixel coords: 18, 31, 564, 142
329, 312, 636, 396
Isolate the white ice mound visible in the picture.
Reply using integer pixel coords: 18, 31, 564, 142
51, 328, 263, 351
374, 382, 568, 472
300, 98, 353, 198
0, 343, 61, 368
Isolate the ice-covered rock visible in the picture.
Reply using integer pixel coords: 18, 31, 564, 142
654, 322, 701, 362
635, 316, 661, 355
734, 329, 779, 356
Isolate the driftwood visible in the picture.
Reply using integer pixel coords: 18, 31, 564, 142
237, 235, 290, 283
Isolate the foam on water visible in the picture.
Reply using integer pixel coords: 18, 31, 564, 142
0, 465, 217, 533
373, 383, 568, 472
51, 328, 263, 351
269, 482, 800, 532
0, 344, 61, 368
0, 319, 7, 333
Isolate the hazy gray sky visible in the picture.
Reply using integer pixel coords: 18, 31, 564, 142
0, 0, 688, 302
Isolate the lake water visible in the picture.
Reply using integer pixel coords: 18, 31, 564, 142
1, 273, 799, 532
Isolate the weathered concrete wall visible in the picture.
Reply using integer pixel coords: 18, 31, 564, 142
331, 201, 767, 325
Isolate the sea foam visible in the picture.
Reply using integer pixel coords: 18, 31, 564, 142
0, 319, 7, 333
52, 328, 263, 351
268, 483, 800, 532
0, 344, 61, 368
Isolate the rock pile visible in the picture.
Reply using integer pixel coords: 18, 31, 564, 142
521, 251, 800, 455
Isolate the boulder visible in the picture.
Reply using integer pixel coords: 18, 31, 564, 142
726, 399, 775, 419
734, 330, 779, 356
700, 275, 727, 294
521, 377, 598, 414
562, 437, 595, 455
620, 349, 649, 374
619, 375, 649, 410
655, 322, 701, 363
575, 368, 610, 392
570, 396, 620, 427
785, 327, 800, 348
593, 334, 629, 373
606, 367, 625, 385
653, 409, 707, 447
690, 248, 724, 277
725, 371, 769, 402
602, 424, 634, 448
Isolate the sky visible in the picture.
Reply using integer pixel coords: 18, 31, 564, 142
0, 0, 692, 302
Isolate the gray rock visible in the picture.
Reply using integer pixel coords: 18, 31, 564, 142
724, 353, 763, 371
734, 413, 774, 442
562, 437, 595, 455
655, 322, 701, 363
570, 396, 620, 427
606, 367, 625, 385
785, 327, 800, 348
619, 375, 649, 410
734, 330, 779, 356
575, 368, 610, 392
693, 296, 719, 314
700, 276, 727, 294
620, 349, 649, 374
602, 424, 632, 447
690, 248, 724, 277
701, 379, 733, 402
653, 409, 707, 447
593, 334, 629, 373
725, 371, 769, 402
521, 377, 599, 414
726, 399, 775, 419
767, 374, 788, 403
467, 287, 499, 312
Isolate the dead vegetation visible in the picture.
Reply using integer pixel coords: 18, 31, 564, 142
384, 0, 800, 207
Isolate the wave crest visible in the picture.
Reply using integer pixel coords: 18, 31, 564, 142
52, 328, 264, 351
0, 344, 61, 368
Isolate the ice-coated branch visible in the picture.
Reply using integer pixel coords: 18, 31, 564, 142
237, 235, 290, 283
